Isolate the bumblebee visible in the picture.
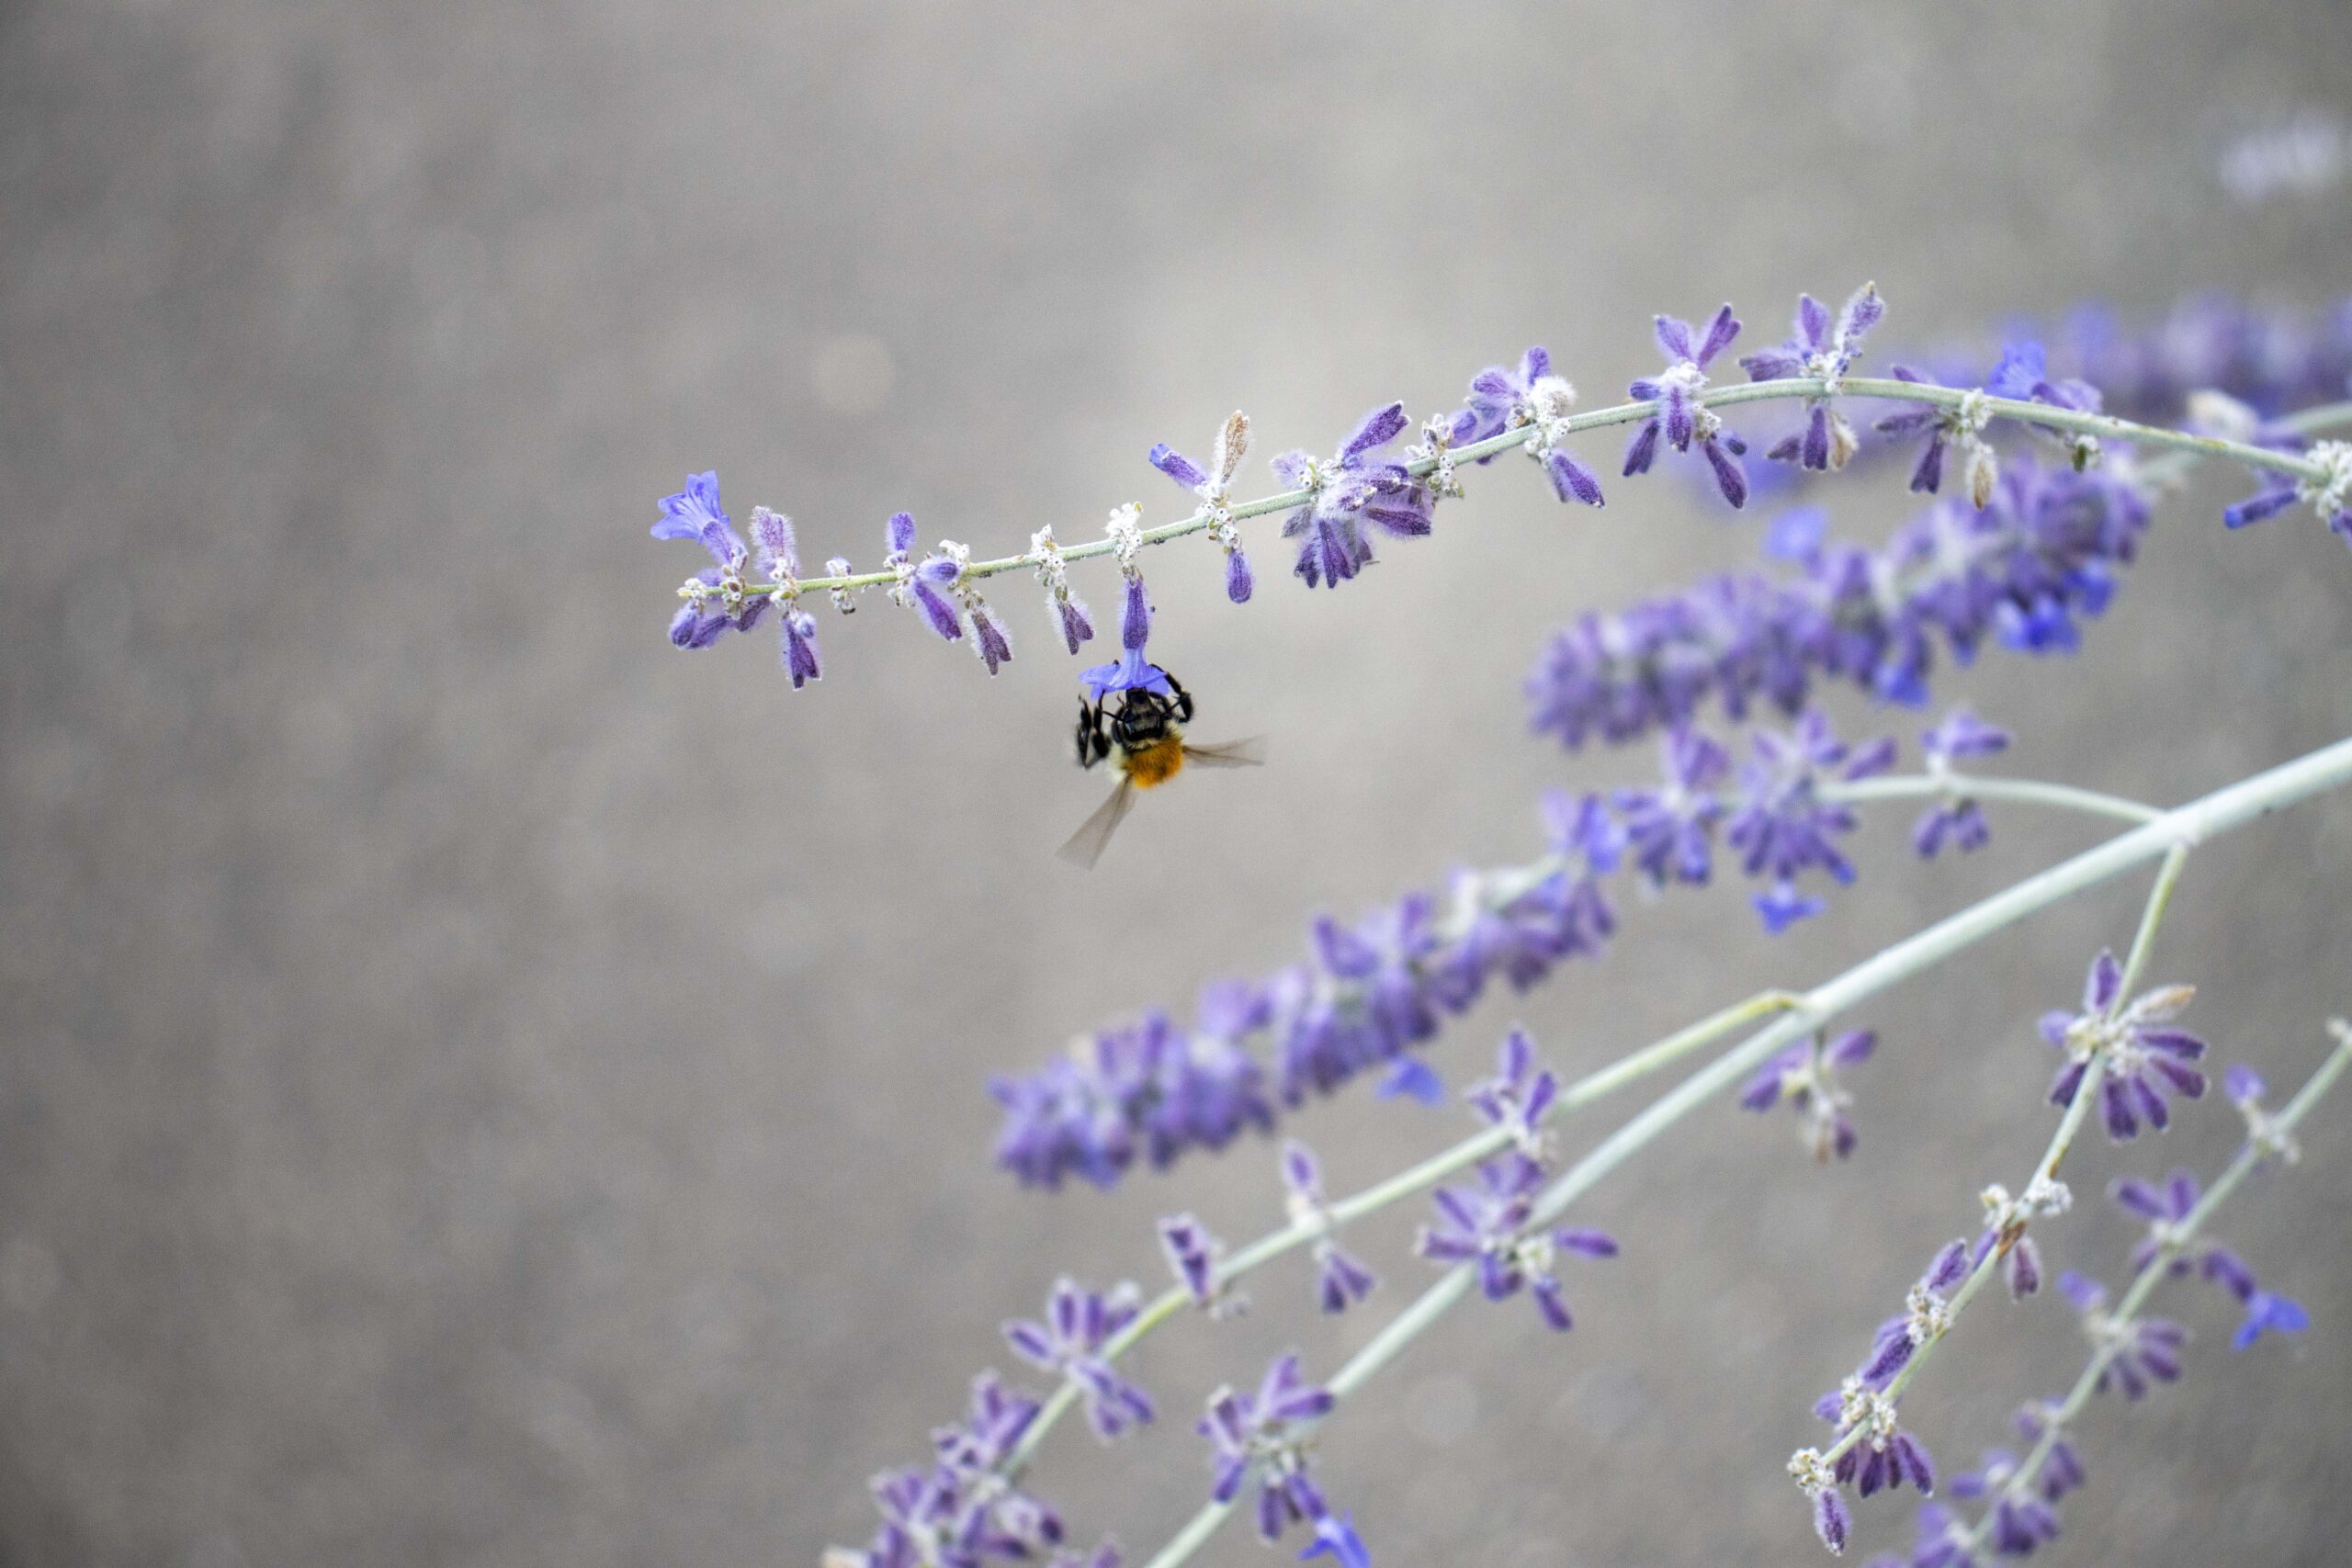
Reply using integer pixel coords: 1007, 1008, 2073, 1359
1059, 653, 1261, 867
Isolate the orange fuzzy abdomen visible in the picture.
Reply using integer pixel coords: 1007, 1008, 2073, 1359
1119, 734, 1186, 789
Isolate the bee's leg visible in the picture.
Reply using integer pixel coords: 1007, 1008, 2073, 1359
1076, 700, 1108, 767
1164, 673, 1194, 724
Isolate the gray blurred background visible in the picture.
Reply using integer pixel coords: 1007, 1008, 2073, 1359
5, 3, 2351, 1564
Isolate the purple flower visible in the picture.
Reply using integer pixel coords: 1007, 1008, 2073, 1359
1462, 347, 1605, 506
1913, 708, 2009, 857
1615, 726, 1731, 886
1872, 365, 1999, 505
2041, 952, 2206, 1140
2009, 1402, 2087, 1502
1003, 1279, 1156, 1439
1725, 710, 1896, 927
929, 1371, 1064, 1557
1374, 1057, 1445, 1105
1158, 1213, 1233, 1314
989, 1000, 1275, 1190
1814, 1376, 1938, 1500
1272, 403, 1433, 589
883, 512, 962, 639
2110, 1168, 2257, 1301
1624, 305, 1750, 508
1027, 525, 1097, 655
744, 508, 825, 687
1465, 1029, 1561, 1158
1150, 411, 1257, 602
1905, 1501, 1985, 1568
1852, 1240, 1973, 1387
2057, 1272, 2187, 1400
1298, 1513, 1373, 1567
1197, 1354, 1338, 1542
2232, 1289, 2310, 1349
1417, 1153, 1616, 1330
1740, 1029, 1876, 1161
1281, 1142, 1377, 1314
652, 469, 746, 566
1527, 447, 2151, 750
1741, 283, 1885, 471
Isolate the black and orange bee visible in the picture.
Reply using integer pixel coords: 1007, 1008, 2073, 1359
1059, 650, 1261, 867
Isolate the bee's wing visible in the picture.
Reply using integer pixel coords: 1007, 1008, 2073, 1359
1180, 736, 1267, 768
1057, 777, 1139, 869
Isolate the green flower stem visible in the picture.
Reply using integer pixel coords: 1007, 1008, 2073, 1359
737, 393, 2352, 604
1136, 732, 2352, 1568
1958, 1019, 2352, 1558
1826, 774, 2162, 827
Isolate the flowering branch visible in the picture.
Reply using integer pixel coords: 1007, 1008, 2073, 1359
1945, 1019, 2352, 1562
678, 378, 2335, 611
1792, 843, 2193, 1549
1121, 737, 2352, 1568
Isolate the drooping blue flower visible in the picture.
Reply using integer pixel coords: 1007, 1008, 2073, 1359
2232, 1289, 2310, 1349
1374, 1057, 1445, 1106
1298, 1513, 1373, 1567
1623, 305, 1751, 508
1272, 403, 1434, 589
1740, 283, 1885, 471
1003, 1279, 1156, 1440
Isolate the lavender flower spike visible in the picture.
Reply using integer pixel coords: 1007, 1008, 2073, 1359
1624, 304, 1750, 507
1272, 402, 1434, 589
1003, 1278, 1157, 1440
1151, 411, 1258, 602
1741, 283, 1885, 471
2041, 951, 2206, 1140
